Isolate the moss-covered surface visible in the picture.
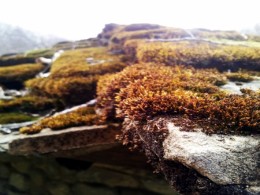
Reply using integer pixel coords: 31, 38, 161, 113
226, 72, 254, 82
0, 23, 257, 137
96, 63, 259, 135
20, 107, 102, 134
0, 112, 38, 124
26, 47, 127, 105
25, 49, 55, 59
0, 63, 44, 88
136, 41, 260, 71
0, 55, 35, 67
0, 96, 57, 113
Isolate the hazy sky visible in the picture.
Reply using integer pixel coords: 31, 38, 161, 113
0, 0, 259, 40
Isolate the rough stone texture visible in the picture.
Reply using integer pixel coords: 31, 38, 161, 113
163, 123, 260, 186
121, 116, 259, 194
9, 124, 121, 155
0, 149, 175, 195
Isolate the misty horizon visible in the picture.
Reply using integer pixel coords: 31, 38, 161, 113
0, 0, 260, 40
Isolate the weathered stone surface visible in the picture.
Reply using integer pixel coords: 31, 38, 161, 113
122, 116, 258, 194
9, 124, 120, 155
163, 123, 260, 186
9, 173, 29, 192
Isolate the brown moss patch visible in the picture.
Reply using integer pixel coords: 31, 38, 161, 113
20, 107, 102, 134
97, 63, 259, 135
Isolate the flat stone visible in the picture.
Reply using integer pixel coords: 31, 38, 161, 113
163, 123, 260, 186
9, 124, 120, 155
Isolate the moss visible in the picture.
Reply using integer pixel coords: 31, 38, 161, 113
0, 63, 44, 87
0, 55, 35, 67
26, 47, 127, 105
25, 49, 55, 58
20, 107, 102, 134
136, 41, 260, 71
226, 72, 254, 82
0, 96, 57, 113
96, 63, 259, 135
0, 112, 37, 124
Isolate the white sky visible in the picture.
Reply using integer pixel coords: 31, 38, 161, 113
0, 0, 259, 40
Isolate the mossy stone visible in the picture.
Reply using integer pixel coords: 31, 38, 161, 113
11, 160, 30, 174
9, 173, 29, 192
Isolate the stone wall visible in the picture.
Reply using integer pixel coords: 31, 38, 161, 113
0, 153, 176, 195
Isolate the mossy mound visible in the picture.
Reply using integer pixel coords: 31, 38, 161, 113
96, 63, 259, 135
20, 107, 101, 134
25, 49, 55, 59
0, 54, 35, 67
0, 96, 57, 113
0, 112, 38, 124
136, 41, 260, 71
226, 72, 254, 82
26, 47, 127, 105
0, 63, 44, 88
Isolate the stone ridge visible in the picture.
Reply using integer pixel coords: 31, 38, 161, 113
163, 123, 260, 186
9, 124, 120, 155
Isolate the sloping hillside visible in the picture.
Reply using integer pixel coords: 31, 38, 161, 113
0, 23, 65, 55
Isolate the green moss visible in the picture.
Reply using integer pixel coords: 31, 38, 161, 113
0, 96, 57, 113
25, 49, 55, 58
0, 63, 44, 87
226, 72, 254, 82
0, 55, 35, 67
26, 47, 127, 105
0, 113, 37, 124
136, 41, 260, 71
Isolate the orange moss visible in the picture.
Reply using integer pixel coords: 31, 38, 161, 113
96, 63, 259, 135
20, 107, 101, 134
136, 42, 260, 71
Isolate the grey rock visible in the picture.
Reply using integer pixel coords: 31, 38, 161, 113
163, 123, 260, 187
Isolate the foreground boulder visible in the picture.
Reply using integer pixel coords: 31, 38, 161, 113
121, 116, 260, 194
